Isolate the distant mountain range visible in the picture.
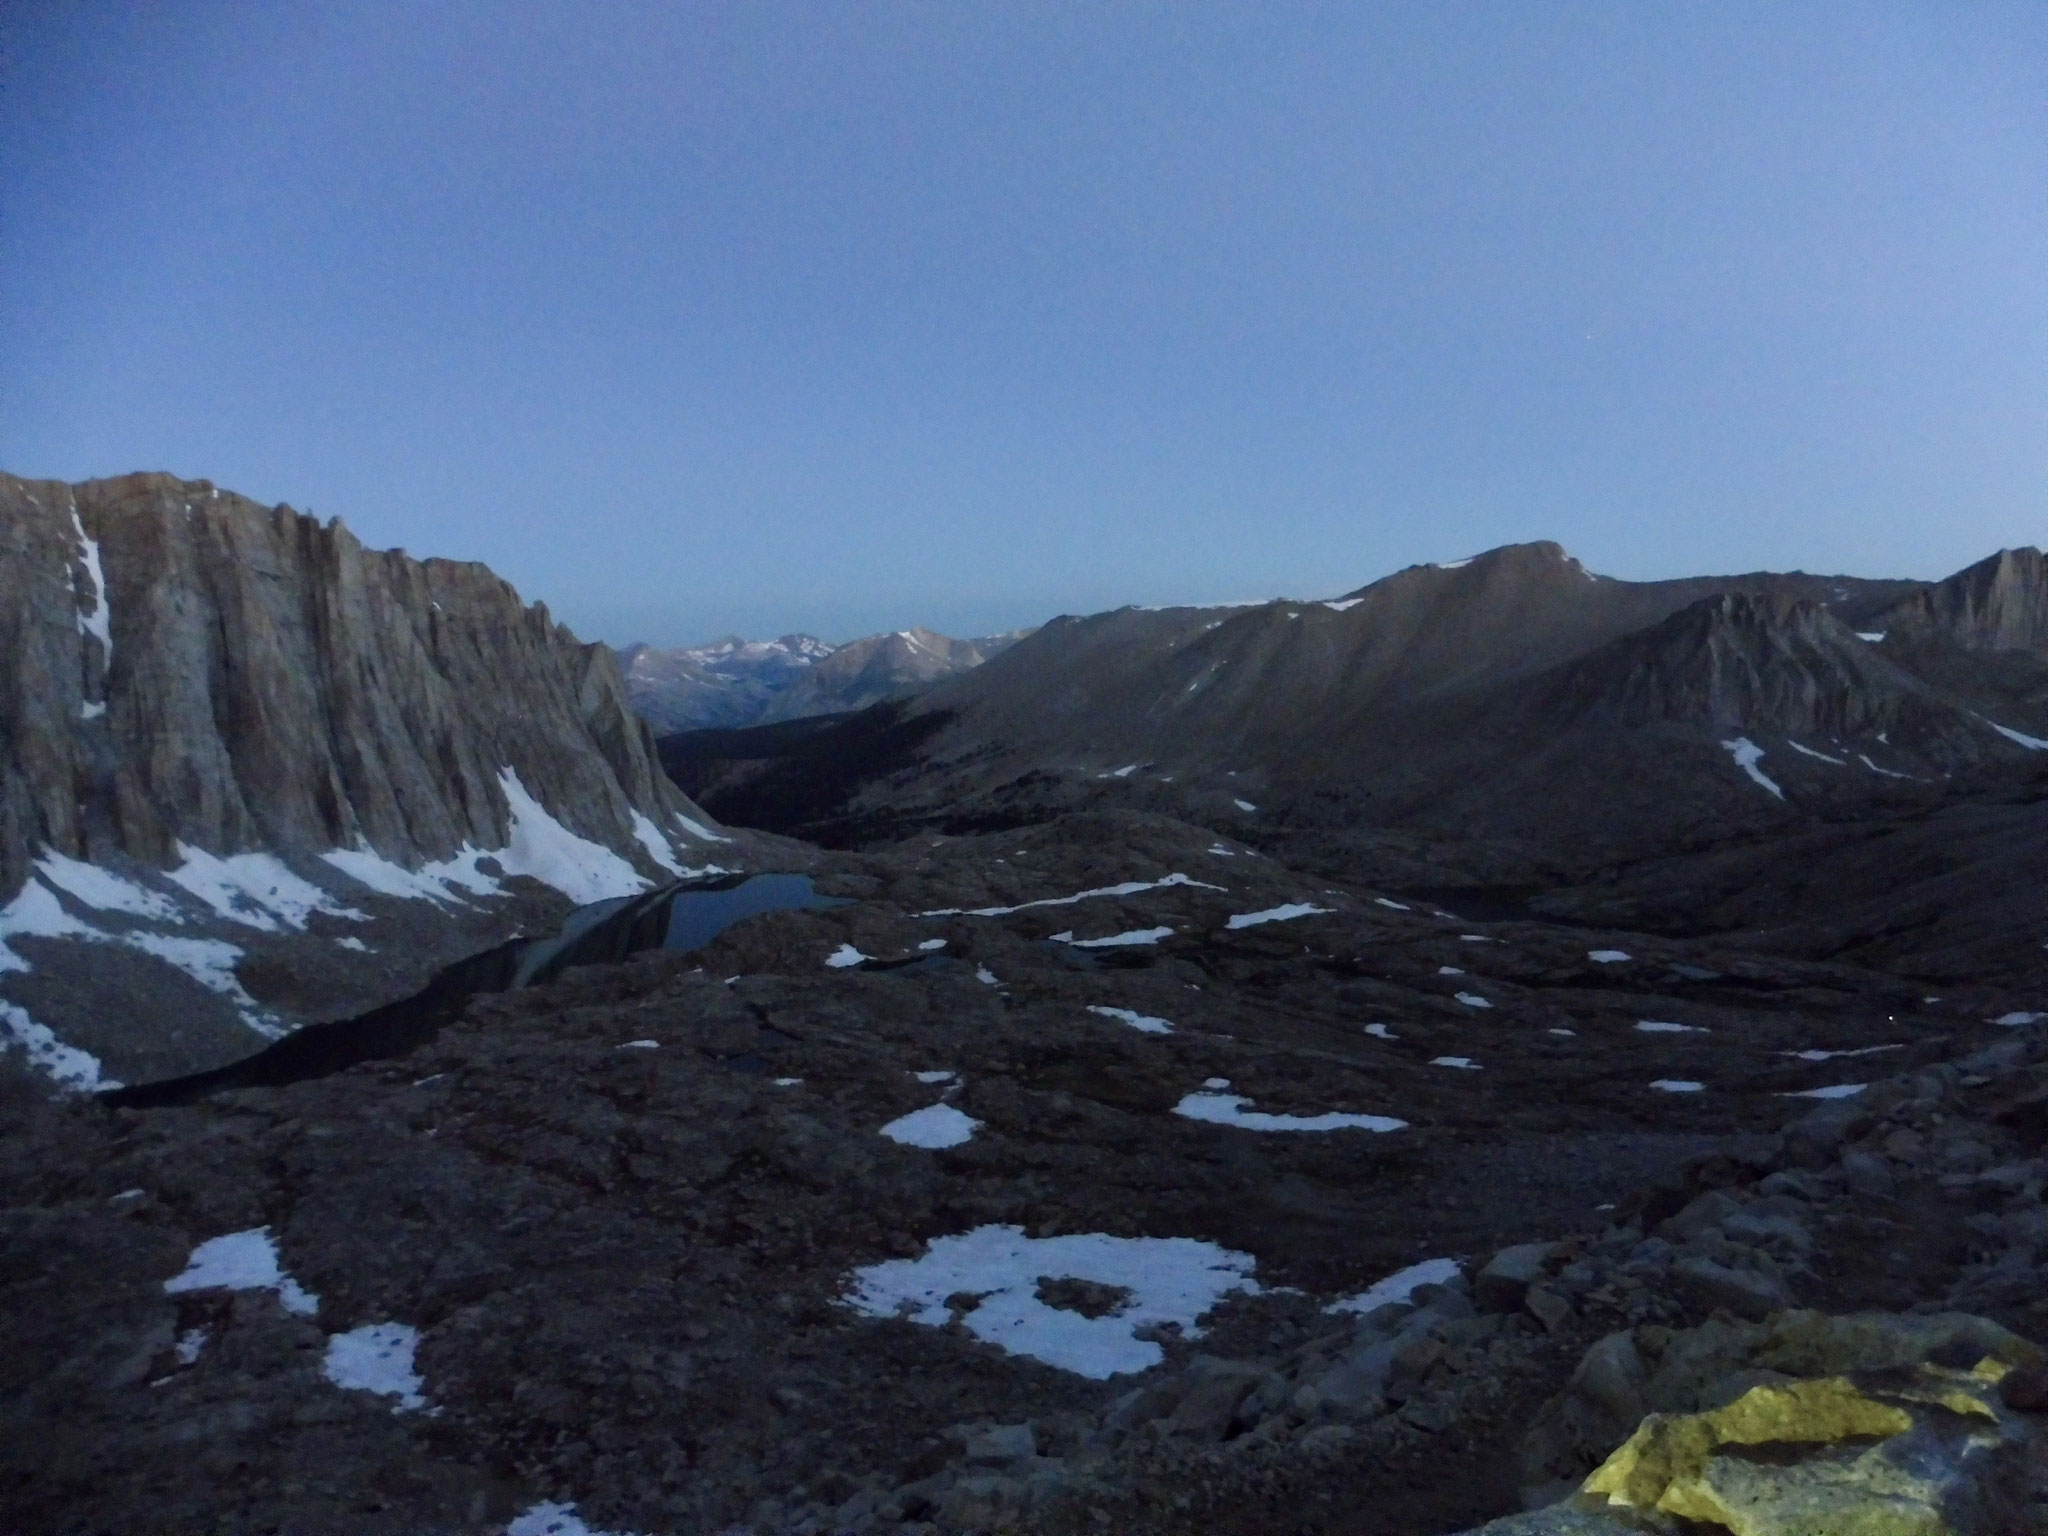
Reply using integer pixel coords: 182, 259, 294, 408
618, 625, 1030, 732
669, 540, 2048, 977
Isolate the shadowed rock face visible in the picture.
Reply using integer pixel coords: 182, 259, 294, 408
0, 471, 705, 897
1878, 547, 2048, 654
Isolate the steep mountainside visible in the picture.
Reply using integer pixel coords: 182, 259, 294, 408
0, 471, 751, 1089
622, 626, 1026, 732
668, 543, 2048, 930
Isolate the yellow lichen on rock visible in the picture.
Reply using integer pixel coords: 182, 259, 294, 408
1584, 1376, 1912, 1513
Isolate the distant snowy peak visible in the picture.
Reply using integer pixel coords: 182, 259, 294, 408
624, 625, 1030, 733
675, 633, 836, 669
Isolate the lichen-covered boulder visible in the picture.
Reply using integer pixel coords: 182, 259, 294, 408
1494, 1311, 2045, 1535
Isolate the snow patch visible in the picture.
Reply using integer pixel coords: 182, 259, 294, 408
70, 508, 112, 662
335, 935, 368, 952
1375, 897, 1410, 911
617, 1039, 659, 1049
1780, 1083, 1867, 1100
1086, 1005, 1172, 1035
913, 1069, 956, 1083
918, 938, 947, 951
917, 872, 1223, 919
1233, 798, 1257, 812
1649, 1080, 1704, 1094
1056, 926, 1174, 948
1781, 1044, 1903, 1062
0, 878, 103, 972
1430, 1056, 1481, 1071
825, 943, 869, 968
843, 1225, 1260, 1378
1994, 1011, 2046, 1027
174, 1328, 207, 1364
1174, 1092, 1406, 1134
318, 843, 501, 904
1720, 738, 1784, 799
1856, 631, 1886, 643
323, 1322, 427, 1410
1225, 903, 1330, 929
975, 966, 999, 985
1454, 992, 1492, 1009
1327, 1257, 1462, 1315
167, 845, 363, 932
1437, 966, 1464, 976
164, 1228, 318, 1315
1635, 1020, 1706, 1034
507, 1503, 644, 1536
673, 811, 734, 843
494, 769, 651, 905
1786, 740, 1847, 765
1364, 1024, 1398, 1040
1985, 719, 2048, 751
881, 1103, 980, 1148
1321, 598, 1364, 612
0, 1001, 116, 1091
628, 811, 684, 875
122, 933, 265, 1015
1587, 949, 1631, 964
1858, 753, 1913, 779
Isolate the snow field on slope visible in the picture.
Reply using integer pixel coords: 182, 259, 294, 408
0, 879, 103, 973
34, 851, 181, 921
1720, 737, 1784, 798
495, 769, 653, 905
70, 504, 113, 661
0, 1001, 116, 1090
167, 844, 365, 931
843, 1225, 1260, 1378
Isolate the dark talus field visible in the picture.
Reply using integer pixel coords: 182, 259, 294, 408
7, 810, 2048, 1534
5, 493, 2048, 1534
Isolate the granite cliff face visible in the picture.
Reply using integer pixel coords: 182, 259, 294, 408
0, 471, 709, 893
0, 471, 745, 1088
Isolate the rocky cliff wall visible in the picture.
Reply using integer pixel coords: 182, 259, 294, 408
0, 471, 711, 897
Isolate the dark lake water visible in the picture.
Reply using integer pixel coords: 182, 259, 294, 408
106, 871, 846, 1107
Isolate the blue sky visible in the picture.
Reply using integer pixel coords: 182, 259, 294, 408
4, 3, 2043, 646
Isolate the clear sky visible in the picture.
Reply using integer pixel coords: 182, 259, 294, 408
4, 3, 2043, 647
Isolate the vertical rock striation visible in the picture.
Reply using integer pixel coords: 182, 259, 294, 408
0, 471, 712, 899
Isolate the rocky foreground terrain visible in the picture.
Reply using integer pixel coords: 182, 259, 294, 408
6, 810, 2045, 1534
